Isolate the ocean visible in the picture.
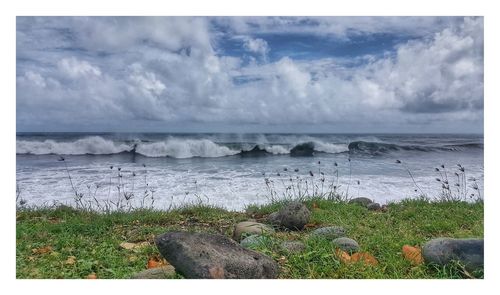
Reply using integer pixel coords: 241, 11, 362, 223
16, 133, 484, 211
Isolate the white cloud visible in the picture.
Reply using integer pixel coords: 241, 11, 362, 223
16, 16, 483, 132
57, 57, 101, 78
242, 37, 269, 57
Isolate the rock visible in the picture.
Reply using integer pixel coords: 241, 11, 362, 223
422, 238, 483, 272
271, 201, 311, 230
290, 142, 315, 157
240, 235, 270, 249
267, 212, 280, 225
281, 241, 306, 253
233, 221, 275, 241
348, 197, 373, 207
155, 231, 279, 279
310, 226, 347, 240
332, 237, 360, 254
367, 202, 381, 211
131, 265, 176, 279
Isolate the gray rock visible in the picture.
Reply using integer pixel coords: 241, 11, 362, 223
271, 201, 311, 230
240, 235, 270, 249
155, 231, 279, 279
310, 226, 347, 240
367, 202, 381, 211
422, 238, 484, 272
233, 221, 275, 241
281, 241, 306, 253
348, 197, 373, 207
131, 265, 176, 279
267, 212, 280, 225
332, 237, 360, 253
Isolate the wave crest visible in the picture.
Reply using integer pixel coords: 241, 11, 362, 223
136, 139, 239, 158
16, 136, 132, 155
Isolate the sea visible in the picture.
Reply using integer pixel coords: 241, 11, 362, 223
16, 133, 484, 211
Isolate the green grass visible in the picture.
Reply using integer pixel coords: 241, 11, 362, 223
16, 199, 483, 279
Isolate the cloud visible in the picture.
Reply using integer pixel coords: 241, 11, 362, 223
58, 57, 101, 78
241, 36, 269, 57
16, 16, 483, 132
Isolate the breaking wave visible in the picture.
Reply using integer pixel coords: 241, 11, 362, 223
17, 136, 481, 158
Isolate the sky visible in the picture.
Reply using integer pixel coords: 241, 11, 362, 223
16, 16, 484, 133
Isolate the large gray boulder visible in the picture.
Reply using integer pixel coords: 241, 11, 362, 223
268, 201, 311, 230
155, 231, 279, 279
233, 221, 275, 241
348, 197, 373, 207
332, 237, 360, 254
131, 265, 176, 279
422, 238, 484, 272
310, 226, 347, 240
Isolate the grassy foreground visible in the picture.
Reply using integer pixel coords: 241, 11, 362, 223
16, 198, 484, 279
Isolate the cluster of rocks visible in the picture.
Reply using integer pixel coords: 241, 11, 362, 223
348, 197, 387, 212
131, 199, 483, 279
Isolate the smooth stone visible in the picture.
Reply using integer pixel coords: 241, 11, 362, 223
422, 238, 484, 272
367, 202, 381, 211
131, 265, 176, 279
155, 231, 279, 279
310, 226, 347, 240
233, 221, 275, 241
348, 197, 373, 207
240, 235, 270, 249
332, 237, 360, 253
281, 241, 306, 253
272, 201, 311, 230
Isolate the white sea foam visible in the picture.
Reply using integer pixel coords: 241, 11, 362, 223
136, 138, 240, 158
16, 136, 131, 155
264, 145, 290, 154
311, 141, 349, 153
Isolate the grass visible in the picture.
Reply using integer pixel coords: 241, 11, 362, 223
16, 198, 483, 279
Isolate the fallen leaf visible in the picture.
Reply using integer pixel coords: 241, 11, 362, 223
147, 257, 165, 269
27, 256, 36, 261
146, 255, 169, 269
351, 252, 379, 266
303, 222, 319, 229
119, 241, 149, 250
402, 245, 423, 265
335, 249, 351, 263
65, 256, 77, 265
86, 273, 97, 279
277, 256, 287, 265
31, 246, 52, 255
